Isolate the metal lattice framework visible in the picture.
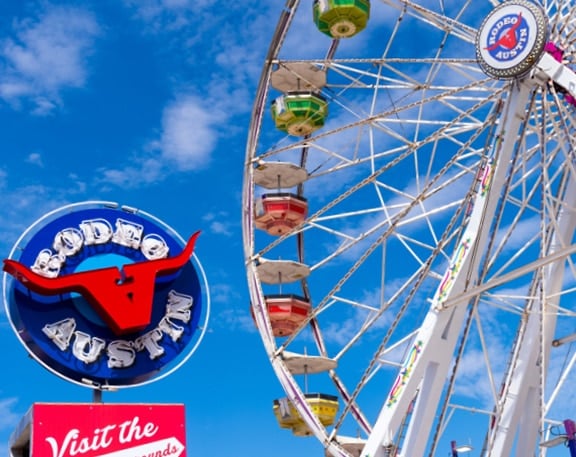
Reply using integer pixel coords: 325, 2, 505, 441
243, 1, 576, 456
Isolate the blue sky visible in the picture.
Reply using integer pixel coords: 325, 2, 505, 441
0, 1, 314, 456
2, 1, 576, 457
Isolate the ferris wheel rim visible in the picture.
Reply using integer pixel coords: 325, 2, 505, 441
243, 1, 576, 456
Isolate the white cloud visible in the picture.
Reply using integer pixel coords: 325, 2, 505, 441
320, 294, 395, 347
121, 0, 215, 32
203, 212, 233, 236
493, 215, 540, 253
211, 283, 237, 305
31, 98, 58, 116
95, 95, 218, 187
209, 221, 231, 236
0, 391, 25, 457
0, 5, 100, 114
0, 168, 6, 188
96, 1, 276, 187
218, 307, 257, 333
96, 156, 164, 188
212, 283, 256, 332
0, 183, 74, 256
25, 152, 43, 167
159, 95, 217, 171
0, 398, 20, 431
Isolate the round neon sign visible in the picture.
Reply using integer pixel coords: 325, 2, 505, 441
476, 0, 548, 79
2, 201, 210, 388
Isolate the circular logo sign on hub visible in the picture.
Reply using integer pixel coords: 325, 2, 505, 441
2, 201, 210, 388
476, 0, 548, 79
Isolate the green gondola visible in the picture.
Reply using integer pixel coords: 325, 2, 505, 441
271, 92, 328, 136
313, 0, 370, 38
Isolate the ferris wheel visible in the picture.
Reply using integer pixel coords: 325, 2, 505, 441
242, 1, 576, 456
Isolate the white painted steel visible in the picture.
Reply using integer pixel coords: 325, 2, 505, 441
243, 1, 576, 456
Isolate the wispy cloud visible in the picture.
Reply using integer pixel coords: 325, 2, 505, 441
0, 168, 6, 188
95, 94, 220, 186
203, 212, 233, 236
94, 1, 276, 188
121, 0, 272, 114
218, 307, 256, 333
158, 95, 218, 170
0, 397, 22, 432
0, 182, 76, 257
0, 5, 100, 114
25, 152, 43, 167
212, 283, 255, 332
0, 396, 24, 456
121, 0, 214, 32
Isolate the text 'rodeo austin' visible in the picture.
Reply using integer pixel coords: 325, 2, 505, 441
25, 217, 195, 368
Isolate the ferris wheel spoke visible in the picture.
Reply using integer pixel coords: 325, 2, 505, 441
244, 0, 576, 455
380, 0, 477, 43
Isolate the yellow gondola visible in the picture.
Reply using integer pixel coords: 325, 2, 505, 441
273, 393, 339, 436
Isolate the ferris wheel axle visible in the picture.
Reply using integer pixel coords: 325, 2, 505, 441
536, 51, 576, 102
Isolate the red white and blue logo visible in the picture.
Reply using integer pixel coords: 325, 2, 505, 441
476, 1, 547, 79
484, 12, 530, 62
2, 202, 209, 388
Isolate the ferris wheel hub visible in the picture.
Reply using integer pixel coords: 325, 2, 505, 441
476, 0, 548, 79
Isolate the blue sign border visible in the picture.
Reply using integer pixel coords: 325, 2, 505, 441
3, 201, 210, 388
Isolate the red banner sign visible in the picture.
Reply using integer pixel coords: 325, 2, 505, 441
27, 403, 186, 457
